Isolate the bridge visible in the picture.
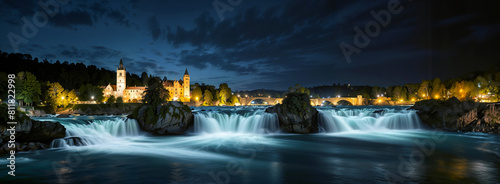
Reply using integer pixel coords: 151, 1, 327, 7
238, 95, 364, 106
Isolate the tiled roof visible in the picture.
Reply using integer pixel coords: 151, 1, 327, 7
126, 86, 146, 90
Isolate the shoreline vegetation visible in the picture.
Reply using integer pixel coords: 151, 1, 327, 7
1, 95, 499, 154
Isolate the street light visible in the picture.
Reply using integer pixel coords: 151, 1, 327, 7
91, 96, 94, 100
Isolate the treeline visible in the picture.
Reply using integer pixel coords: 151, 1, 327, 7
0, 51, 144, 89
191, 83, 239, 106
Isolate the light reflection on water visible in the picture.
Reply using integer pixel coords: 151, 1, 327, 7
2, 106, 499, 183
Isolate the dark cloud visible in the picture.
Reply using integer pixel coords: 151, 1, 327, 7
51, 10, 94, 28
2, 0, 499, 90
107, 9, 132, 27
160, 0, 500, 89
148, 16, 162, 40
58, 46, 121, 64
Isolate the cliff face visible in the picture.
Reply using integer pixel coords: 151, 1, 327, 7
410, 97, 500, 133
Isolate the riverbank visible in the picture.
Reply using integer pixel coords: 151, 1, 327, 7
410, 97, 500, 133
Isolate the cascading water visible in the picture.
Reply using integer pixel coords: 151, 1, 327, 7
50, 118, 142, 147
318, 108, 423, 133
194, 110, 279, 134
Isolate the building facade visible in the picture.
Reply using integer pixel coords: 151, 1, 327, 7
162, 69, 190, 101
103, 60, 190, 102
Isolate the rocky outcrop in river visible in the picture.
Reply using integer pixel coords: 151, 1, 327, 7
0, 111, 66, 154
265, 92, 319, 133
410, 97, 500, 133
128, 102, 194, 135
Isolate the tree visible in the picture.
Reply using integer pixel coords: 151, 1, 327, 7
78, 84, 104, 101
107, 95, 116, 105
418, 80, 430, 99
450, 80, 477, 101
227, 95, 240, 106
67, 89, 77, 104
392, 86, 408, 101
141, 72, 149, 86
431, 78, 445, 99
192, 86, 203, 102
203, 89, 213, 106
218, 83, 231, 105
116, 97, 123, 106
16, 71, 41, 106
46, 82, 65, 109
371, 86, 382, 99
404, 84, 419, 101
142, 79, 169, 107
59, 90, 69, 107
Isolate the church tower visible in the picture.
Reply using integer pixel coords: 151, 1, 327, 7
116, 59, 126, 97
183, 69, 190, 99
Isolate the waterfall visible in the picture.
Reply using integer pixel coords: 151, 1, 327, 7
318, 109, 423, 133
194, 111, 279, 134
50, 118, 142, 148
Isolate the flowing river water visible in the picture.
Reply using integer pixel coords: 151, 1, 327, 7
1, 106, 499, 183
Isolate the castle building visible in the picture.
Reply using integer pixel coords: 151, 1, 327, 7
103, 60, 191, 102
162, 69, 190, 101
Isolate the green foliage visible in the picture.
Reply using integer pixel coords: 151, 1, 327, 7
0, 104, 30, 125
141, 72, 149, 86
227, 95, 240, 106
16, 71, 41, 106
45, 82, 65, 109
142, 79, 169, 107
203, 89, 213, 106
288, 84, 311, 95
281, 92, 312, 116
78, 84, 104, 101
107, 95, 116, 105
116, 97, 124, 105
450, 80, 476, 100
392, 86, 408, 101
218, 83, 231, 105
192, 86, 203, 102
418, 80, 431, 99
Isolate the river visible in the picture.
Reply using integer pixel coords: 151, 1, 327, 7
1, 106, 499, 183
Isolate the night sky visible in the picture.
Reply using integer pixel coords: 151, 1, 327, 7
1, 0, 499, 90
